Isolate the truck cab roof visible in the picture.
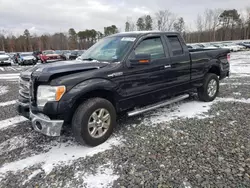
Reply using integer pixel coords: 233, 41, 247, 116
110, 31, 180, 38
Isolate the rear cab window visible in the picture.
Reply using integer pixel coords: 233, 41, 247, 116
166, 35, 184, 56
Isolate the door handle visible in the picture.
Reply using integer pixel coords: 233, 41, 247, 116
164, 65, 171, 69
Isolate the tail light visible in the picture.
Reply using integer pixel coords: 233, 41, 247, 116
227, 53, 230, 62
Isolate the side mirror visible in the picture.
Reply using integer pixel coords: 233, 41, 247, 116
129, 53, 151, 66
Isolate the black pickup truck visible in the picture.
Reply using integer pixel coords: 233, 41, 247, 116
17, 31, 230, 146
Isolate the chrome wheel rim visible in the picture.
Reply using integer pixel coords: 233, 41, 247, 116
88, 108, 111, 138
207, 79, 217, 97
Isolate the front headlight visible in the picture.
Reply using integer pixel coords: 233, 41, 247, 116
37, 85, 66, 107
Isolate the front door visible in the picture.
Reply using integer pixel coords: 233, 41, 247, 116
120, 35, 172, 110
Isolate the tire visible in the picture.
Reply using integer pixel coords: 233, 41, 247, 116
72, 98, 116, 146
197, 73, 219, 102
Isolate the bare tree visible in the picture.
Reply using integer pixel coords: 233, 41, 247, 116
204, 9, 213, 41
196, 14, 204, 42
246, 7, 250, 38
211, 9, 222, 41
155, 10, 176, 31
126, 17, 136, 31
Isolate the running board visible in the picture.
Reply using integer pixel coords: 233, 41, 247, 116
127, 94, 189, 117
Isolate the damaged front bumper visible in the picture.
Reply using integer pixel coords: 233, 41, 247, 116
30, 111, 64, 136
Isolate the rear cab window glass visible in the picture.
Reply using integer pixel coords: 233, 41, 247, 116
135, 37, 165, 60
167, 36, 183, 56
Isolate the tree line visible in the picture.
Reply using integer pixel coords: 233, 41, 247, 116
0, 25, 118, 52
0, 7, 249, 52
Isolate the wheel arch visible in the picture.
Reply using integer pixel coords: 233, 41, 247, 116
206, 59, 221, 77
60, 79, 120, 123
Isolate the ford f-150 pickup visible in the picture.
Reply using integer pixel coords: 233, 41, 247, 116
17, 31, 230, 146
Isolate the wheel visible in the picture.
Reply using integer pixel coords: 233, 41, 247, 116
72, 98, 116, 146
197, 73, 219, 102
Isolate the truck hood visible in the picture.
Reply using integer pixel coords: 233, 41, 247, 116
23, 60, 110, 82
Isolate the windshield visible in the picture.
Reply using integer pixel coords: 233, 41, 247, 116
0, 52, 5, 55
21, 53, 33, 56
80, 36, 136, 62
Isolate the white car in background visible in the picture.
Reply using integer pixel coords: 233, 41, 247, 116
222, 42, 242, 52
200, 43, 218, 49
0, 51, 12, 66
188, 44, 204, 49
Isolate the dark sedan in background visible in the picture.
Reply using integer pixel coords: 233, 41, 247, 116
69, 50, 85, 60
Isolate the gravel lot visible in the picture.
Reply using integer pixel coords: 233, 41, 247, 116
0, 52, 249, 187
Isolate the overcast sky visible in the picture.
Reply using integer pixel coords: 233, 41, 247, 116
0, 0, 249, 35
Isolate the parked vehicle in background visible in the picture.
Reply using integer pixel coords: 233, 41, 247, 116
62, 50, 71, 60
0, 51, 12, 66
189, 44, 204, 49
33, 51, 42, 61
237, 42, 250, 49
17, 52, 37, 65
39, 50, 63, 63
17, 31, 230, 146
222, 42, 242, 52
9, 53, 17, 63
12, 53, 20, 64
55, 50, 67, 60
69, 50, 85, 60
200, 43, 218, 49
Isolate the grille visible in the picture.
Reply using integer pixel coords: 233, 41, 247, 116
19, 76, 30, 100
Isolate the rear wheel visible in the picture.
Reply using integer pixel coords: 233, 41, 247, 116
72, 98, 116, 146
197, 73, 219, 102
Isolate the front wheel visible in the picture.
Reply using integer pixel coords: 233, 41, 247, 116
197, 73, 219, 102
72, 98, 116, 146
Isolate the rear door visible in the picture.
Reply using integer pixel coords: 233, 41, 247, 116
121, 34, 172, 108
163, 34, 191, 93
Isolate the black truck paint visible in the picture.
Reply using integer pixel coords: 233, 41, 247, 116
17, 31, 230, 146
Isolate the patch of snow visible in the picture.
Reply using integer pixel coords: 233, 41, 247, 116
82, 163, 119, 188
144, 97, 250, 125
231, 74, 250, 78
229, 120, 237, 125
216, 97, 250, 104
0, 116, 28, 130
0, 100, 17, 107
145, 100, 213, 124
230, 58, 250, 75
0, 137, 121, 175
220, 83, 250, 86
183, 181, 192, 188
233, 92, 241, 96
0, 136, 28, 155
0, 73, 20, 80
22, 169, 42, 185
0, 86, 8, 95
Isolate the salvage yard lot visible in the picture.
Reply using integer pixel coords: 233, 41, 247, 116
0, 52, 250, 187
